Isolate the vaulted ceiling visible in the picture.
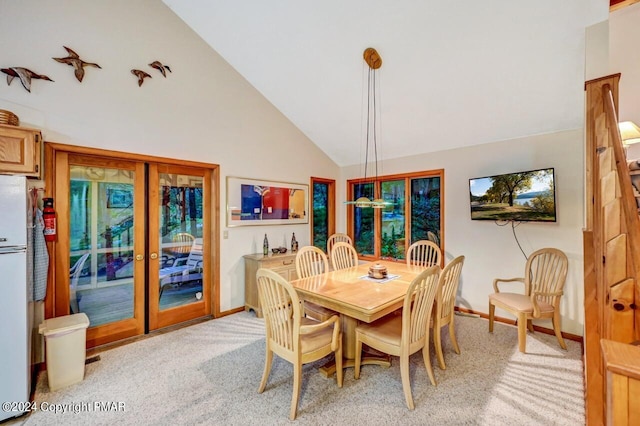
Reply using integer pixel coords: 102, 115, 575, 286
164, 1, 608, 167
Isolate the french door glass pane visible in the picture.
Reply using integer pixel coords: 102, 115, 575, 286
380, 179, 405, 259
410, 177, 441, 245
157, 173, 204, 310
313, 182, 329, 251
69, 166, 135, 327
353, 182, 374, 255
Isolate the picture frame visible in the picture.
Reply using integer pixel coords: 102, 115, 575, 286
106, 188, 133, 209
226, 177, 309, 226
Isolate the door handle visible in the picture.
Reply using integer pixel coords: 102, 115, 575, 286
136, 254, 144, 261
150, 253, 158, 260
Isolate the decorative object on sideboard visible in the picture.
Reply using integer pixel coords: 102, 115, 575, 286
131, 69, 151, 87
1, 67, 54, 92
0, 109, 19, 126
52, 46, 102, 82
149, 61, 171, 77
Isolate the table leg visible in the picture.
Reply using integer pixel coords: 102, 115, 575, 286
319, 314, 390, 377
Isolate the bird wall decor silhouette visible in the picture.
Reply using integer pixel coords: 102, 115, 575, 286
1, 67, 54, 93
131, 69, 151, 87
149, 61, 171, 77
52, 46, 101, 82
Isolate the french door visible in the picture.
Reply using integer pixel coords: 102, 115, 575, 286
52, 150, 214, 347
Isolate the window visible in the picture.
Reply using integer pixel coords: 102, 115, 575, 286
310, 177, 335, 252
347, 170, 444, 261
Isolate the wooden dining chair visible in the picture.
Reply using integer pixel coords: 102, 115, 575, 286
406, 240, 441, 267
327, 233, 352, 266
488, 247, 568, 353
331, 241, 358, 270
295, 246, 336, 322
354, 265, 440, 410
432, 255, 465, 370
256, 268, 343, 420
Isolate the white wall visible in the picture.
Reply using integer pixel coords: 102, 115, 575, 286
1, 1, 591, 338
0, 0, 339, 312
339, 129, 585, 336
611, 3, 640, 159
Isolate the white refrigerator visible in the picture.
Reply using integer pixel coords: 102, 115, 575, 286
0, 175, 33, 421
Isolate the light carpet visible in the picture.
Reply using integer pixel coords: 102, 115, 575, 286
16, 312, 584, 425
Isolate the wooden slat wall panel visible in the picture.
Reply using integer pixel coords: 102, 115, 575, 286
605, 234, 627, 287
608, 278, 636, 342
630, 378, 640, 422
603, 201, 621, 243
609, 374, 628, 426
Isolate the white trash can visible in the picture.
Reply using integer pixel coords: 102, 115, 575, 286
39, 313, 90, 391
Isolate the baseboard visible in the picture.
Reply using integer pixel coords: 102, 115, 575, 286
454, 306, 584, 345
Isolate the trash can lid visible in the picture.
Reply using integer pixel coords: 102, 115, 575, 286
39, 313, 90, 336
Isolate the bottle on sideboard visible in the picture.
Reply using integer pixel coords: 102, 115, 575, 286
263, 234, 269, 256
291, 232, 298, 253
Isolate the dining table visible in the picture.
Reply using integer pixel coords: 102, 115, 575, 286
289, 259, 426, 376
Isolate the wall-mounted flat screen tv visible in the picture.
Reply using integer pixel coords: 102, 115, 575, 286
469, 167, 556, 222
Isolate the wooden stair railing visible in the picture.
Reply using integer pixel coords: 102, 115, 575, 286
584, 74, 640, 425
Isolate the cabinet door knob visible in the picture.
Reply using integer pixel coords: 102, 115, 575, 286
149, 253, 158, 260
136, 254, 144, 261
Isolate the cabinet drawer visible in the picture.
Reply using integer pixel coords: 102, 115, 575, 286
260, 257, 296, 270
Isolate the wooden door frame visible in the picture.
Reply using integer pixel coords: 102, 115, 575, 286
148, 163, 212, 330
44, 142, 220, 347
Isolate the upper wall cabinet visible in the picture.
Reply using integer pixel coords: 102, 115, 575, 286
0, 124, 42, 179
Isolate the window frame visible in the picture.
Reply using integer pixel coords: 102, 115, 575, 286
346, 169, 444, 262
310, 177, 336, 252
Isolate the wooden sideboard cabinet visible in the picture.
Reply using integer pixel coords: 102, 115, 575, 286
244, 252, 298, 317
0, 124, 42, 179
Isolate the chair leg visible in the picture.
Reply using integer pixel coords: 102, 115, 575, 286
335, 333, 344, 388
517, 312, 527, 353
449, 319, 460, 355
488, 302, 495, 332
258, 348, 273, 393
421, 345, 436, 386
527, 319, 534, 332
289, 361, 302, 420
552, 311, 567, 350
354, 335, 363, 379
434, 325, 446, 370
400, 355, 415, 410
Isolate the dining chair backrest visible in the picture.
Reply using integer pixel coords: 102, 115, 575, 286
256, 268, 300, 353
402, 265, 441, 350
295, 246, 329, 279
331, 241, 358, 270
525, 247, 568, 303
406, 240, 441, 267
327, 233, 352, 258
433, 255, 465, 369
436, 255, 465, 322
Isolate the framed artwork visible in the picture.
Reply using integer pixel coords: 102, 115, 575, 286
226, 177, 309, 226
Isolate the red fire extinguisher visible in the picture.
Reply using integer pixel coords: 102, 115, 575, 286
43, 198, 57, 242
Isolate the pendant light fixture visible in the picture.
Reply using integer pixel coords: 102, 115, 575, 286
347, 47, 388, 209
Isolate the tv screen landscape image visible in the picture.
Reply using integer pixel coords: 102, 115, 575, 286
469, 168, 556, 222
